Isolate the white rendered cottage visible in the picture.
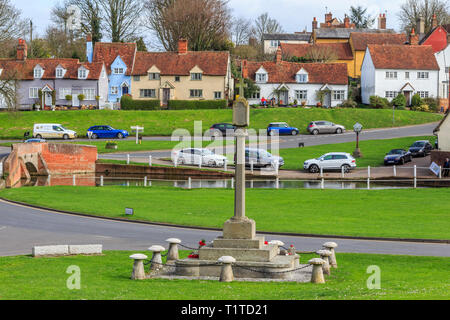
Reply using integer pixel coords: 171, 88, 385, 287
361, 44, 440, 105
243, 48, 348, 107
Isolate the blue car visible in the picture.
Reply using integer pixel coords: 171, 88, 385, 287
87, 126, 129, 139
267, 122, 299, 136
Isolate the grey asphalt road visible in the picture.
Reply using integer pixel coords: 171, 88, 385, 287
0, 199, 448, 258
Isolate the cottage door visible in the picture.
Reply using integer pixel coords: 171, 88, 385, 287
44, 93, 52, 107
163, 88, 170, 107
72, 94, 80, 107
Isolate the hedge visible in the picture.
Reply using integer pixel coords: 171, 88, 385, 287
168, 100, 228, 110
120, 95, 161, 110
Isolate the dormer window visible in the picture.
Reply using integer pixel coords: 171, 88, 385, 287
256, 73, 267, 83
149, 72, 160, 80
56, 67, 65, 78
34, 66, 43, 78
113, 68, 124, 74
296, 74, 308, 83
78, 67, 88, 79
191, 73, 202, 81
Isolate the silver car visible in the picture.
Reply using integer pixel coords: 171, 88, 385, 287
307, 121, 346, 135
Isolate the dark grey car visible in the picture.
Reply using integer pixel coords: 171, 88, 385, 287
307, 121, 346, 135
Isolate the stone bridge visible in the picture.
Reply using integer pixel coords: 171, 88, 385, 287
2, 143, 97, 188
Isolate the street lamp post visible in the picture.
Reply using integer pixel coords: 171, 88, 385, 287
353, 122, 363, 158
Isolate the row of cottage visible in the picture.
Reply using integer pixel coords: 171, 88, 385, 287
1, 17, 450, 111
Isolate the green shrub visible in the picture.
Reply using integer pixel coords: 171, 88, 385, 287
411, 94, 422, 107
422, 97, 439, 113
338, 99, 357, 108
168, 100, 227, 110
369, 96, 391, 109
392, 93, 406, 108
120, 95, 161, 110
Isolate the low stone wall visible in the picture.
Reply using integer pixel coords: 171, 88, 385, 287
430, 150, 450, 167
96, 162, 234, 179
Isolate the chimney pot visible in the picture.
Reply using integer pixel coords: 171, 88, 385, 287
16, 38, 27, 61
178, 39, 188, 54
276, 46, 282, 64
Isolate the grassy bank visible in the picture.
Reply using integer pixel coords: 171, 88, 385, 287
0, 251, 448, 300
0, 109, 441, 139
1, 186, 448, 240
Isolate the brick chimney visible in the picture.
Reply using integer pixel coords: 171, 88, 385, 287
325, 12, 332, 23
242, 60, 248, 79
178, 39, 188, 54
378, 13, 387, 30
312, 17, 318, 30
344, 15, 350, 28
16, 39, 27, 61
276, 45, 282, 64
410, 28, 419, 45
432, 14, 438, 29
416, 16, 425, 35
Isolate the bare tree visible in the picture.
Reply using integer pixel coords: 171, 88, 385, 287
144, 0, 231, 51
254, 12, 284, 42
68, 0, 103, 43
0, 0, 27, 43
0, 68, 20, 111
51, 1, 75, 35
99, 0, 144, 42
398, 0, 450, 33
231, 17, 254, 46
305, 46, 338, 63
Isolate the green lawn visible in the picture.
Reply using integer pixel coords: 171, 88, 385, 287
0, 251, 448, 300
279, 136, 437, 170
1, 186, 448, 240
0, 108, 442, 139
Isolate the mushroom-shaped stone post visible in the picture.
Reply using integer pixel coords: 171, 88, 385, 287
218, 256, 236, 282
269, 240, 285, 255
316, 249, 332, 275
166, 238, 181, 263
308, 258, 326, 284
323, 242, 338, 268
148, 245, 166, 271
129, 253, 148, 280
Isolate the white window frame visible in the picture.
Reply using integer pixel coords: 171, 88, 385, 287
296, 74, 308, 83
417, 72, 429, 79
133, 75, 141, 82
385, 91, 398, 99
405, 72, 409, 79
111, 86, 119, 95
190, 73, 202, 81
113, 68, 124, 75
56, 68, 64, 78
78, 68, 87, 79
251, 91, 261, 100
385, 71, 397, 79
34, 67, 43, 79
214, 91, 222, 99
140, 89, 156, 98
270, 40, 280, 47
332, 90, 345, 101
82, 88, 96, 101
256, 73, 267, 83
417, 91, 429, 98
295, 90, 307, 100
59, 88, 72, 100
148, 73, 160, 80
190, 89, 203, 98
29, 87, 39, 99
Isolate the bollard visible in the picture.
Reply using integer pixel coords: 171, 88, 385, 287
127, 154, 130, 165
129, 254, 148, 280
320, 166, 323, 178
322, 242, 338, 268
188, 177, 192, 189
367, 166, 371, 190
165, 238, 181, 263
73, 175, 76, 186
199, 159, 202, 169
321, 178, 324, 190
275, 160, 279, 176
144, 176, 147, 187
127, 181, 130, 187
250, 160, 254, 174
231, 177, 234, 189
100, 175, 104, 187
250, 180, 254, 189
148, 245, 166, 271
275, 177, 280, 189
218, 256, 236, 282
316, 250, 332, 275
341, 166, 345, 178
393, 165, 397, 177
414, 165, 417, 189
149, 156, 152, 167
308, 258, 326, 284
439, 166, 442, 179
268, 240, 284, 255
224, 159, 228, 171
174, 157, 178, 168
48, 174, 51, 186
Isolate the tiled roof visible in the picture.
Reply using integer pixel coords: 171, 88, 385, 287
367, 44, 439, 70
0, 58, 104, 80
245, 60, 348, 85
263, 33, 311, 41
350, 33, 407, 51
280, 42, 353, 60
315, 28, 395, 39
92, 42, 137, 75
132, 51, 229, 76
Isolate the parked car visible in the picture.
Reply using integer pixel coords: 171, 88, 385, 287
33, 124, 77, 140
408, 140, 433, 157
171, 148, 227, 167
209, 123, 236, 137
303, 152, 356, 173
25, 138, 46, 143
87, 126, 129, 139
307, 121, 346, 135
235, 148, 284, 168
384, 149, 412, 165
267, 122, 299, 136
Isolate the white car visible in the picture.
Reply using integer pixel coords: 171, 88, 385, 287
172, 148, 227, 167
33, 123, 77, 140
303, 152, 356, 173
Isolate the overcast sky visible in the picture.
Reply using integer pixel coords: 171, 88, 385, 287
14, 0, 405, 37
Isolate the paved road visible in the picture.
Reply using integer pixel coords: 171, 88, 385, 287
0, 199, 448, 258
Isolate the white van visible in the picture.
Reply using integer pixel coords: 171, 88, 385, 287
33, 124, 77, 140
